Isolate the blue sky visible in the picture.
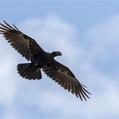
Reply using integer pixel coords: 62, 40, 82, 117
0, 1, 119, 119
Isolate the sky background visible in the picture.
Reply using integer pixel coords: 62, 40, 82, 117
0, 0, 119, 119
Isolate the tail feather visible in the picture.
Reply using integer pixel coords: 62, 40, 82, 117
17, 63, 42, 80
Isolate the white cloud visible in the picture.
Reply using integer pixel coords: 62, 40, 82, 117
18, 15, 79, 63
19, 15, 119, 119
79, 15, 119, 77
0, 15, 119, 119
0, 36, 17, 103
77, 15, 119, 118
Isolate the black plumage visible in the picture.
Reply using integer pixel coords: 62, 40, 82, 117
0, 21, 90, 101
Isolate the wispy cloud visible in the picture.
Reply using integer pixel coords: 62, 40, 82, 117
0, 14, 119, 119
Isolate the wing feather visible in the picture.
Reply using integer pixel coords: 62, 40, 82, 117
42, 61, 91, 101
0, 21, 44, 61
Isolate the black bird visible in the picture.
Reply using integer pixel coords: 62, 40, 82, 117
0, 21, 90, 101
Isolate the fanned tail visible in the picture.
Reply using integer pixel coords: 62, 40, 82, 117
17, 63, 42, 80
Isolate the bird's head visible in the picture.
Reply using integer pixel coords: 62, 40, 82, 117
51, 51, 62, 57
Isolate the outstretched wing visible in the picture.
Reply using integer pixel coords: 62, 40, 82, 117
42, 61, 91, 101
0, 21, 44, 61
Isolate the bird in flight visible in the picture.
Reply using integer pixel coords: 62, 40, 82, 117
0, 21, 90, 101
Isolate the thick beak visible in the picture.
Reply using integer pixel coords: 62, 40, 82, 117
58, 52, 62, 56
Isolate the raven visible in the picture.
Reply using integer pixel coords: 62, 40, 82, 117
0, 21, 90, 101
